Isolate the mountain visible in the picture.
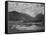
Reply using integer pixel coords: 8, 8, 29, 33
8, 11, 23, 21
8, 11, 44, 23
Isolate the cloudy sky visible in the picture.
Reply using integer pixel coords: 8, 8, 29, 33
8, 2, 44, 17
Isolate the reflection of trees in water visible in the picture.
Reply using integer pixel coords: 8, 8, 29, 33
8, 21, 44, 31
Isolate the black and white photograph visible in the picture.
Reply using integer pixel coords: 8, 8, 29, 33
5, 1, 45, 34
